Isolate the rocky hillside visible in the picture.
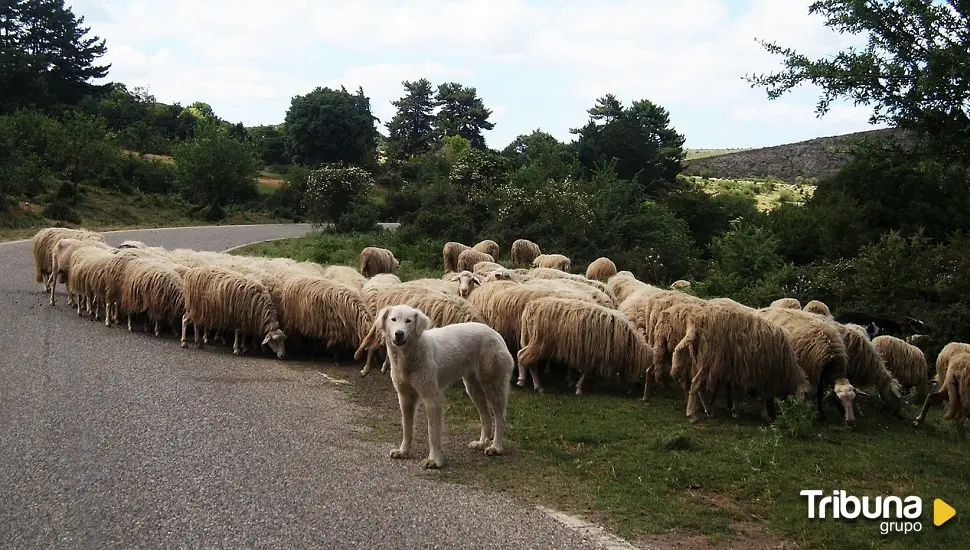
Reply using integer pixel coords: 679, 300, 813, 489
683, 128, 896, 181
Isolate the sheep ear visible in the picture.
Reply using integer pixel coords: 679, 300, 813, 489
261, 334, 272, 346
448, 274, 460, 282
472, 275, 483, 286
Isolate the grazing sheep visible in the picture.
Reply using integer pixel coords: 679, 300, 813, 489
456, 249, 495, 273
401, 278, 460, 295
648, 300, 712, 399
913, 350, 970, 441
359, 247, 400, 278
872, 335, 930, 403
356, 282, 484, 376
803, 299, 834, 319
180, 267, 287, 358
532, 253, 571, 272
442, 242, 472, 273
585, 257, 617, 282
448, 270, 483, 298
669, 280, 692, 290
31, 227, 105, 290
66, 245, 119, 319
835, 323, 903, 417
321, 264, 367, 291
770, 297, 802, 309
279, 276, 370, 357
510, 239, 541, 265
608, 272, 661, 304
934, 342, 970, 388
642, 290, 708, 345
516, 297, 651, 395
473, 239, 500, 262
472, 261, 505, 277
671, 306, 810, 423
374, 304, 514, 469
756, 307, 857, 423
521, 279, 615, 308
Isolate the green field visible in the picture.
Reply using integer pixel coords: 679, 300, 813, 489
233, 231, 968, 550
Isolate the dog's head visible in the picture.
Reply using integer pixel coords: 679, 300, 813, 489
374, 304, 431, 347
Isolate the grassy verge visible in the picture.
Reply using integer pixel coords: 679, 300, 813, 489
0, 186, 283, 243
232, 231, 968, 550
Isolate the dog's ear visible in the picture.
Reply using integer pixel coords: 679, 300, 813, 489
414, 309, 431, 337
373, 306, 390, 333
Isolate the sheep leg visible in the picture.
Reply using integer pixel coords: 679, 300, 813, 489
49, 275, 56, 306
913, 390, 948, 427
422, 398, 445, 469
154, 320, 161, 337
233, 330, 242, 355
241, 335, 249, 354
462, 377, 492, 450
574, 371, 588, 395
686, 367, 707, 423
104, 300, 112, 327
180, 315, 190, 348
390, 388, 418, 460
196, 325, 204, 349
76, 295, 83, 316
515, 346, 544, 393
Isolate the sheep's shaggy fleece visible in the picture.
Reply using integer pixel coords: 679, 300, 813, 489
472, 239, 500, 262
770, 297, 802, 309
914, 350, 970, 441
511, 239, 541, 264
803, 299, 834, 318
532, 253, 571, 272
585, 257, 617, 282
442, 241, 472, 273
456, 249, 495, 273
669, 280, 691, 290
934, 342, 970, 387
873, 335, 929, 402
32, 227, 105, 287
359, 247, 399, 278
517, 297, 651, 395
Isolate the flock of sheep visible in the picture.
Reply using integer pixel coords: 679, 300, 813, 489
30, 227, 970, 442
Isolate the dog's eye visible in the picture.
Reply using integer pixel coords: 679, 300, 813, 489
390, 318, 396, 322
406, 319, 412, 323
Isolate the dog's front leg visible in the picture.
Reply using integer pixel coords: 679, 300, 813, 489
390, 389, 417, 460
422, 398, 445, 469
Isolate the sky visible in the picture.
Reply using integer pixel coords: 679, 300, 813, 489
69, 0, 888, 150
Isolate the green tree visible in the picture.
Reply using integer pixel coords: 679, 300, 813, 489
227, 121, 248, 141
172, 124, 259, 212
502, 130, 581, 183
60, 111, 115, 187
385, 78, 438, 161
571, 97, 686, 194
248, 125, 287, 166
304, 164, 375, 227
284, 86, 379, 167
434, 82, 495, 149
744, 0, 970, 159
0, 0, 110, 112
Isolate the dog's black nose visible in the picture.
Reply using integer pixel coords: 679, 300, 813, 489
394, 330, 404, 340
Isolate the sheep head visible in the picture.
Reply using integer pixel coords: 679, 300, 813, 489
833, 378, 857, 424
879, 377, 904, 417
262, 328, 287, 359
449, 270, 482, 298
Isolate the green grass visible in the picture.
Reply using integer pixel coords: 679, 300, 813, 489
685, 148, 754, 161
685, 175, 817, 212
232, 230, 969, 549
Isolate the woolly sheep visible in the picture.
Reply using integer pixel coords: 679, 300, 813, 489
31, 227, 104, 290
648, 300, 712, 400
472, 261, 505, 277
442, 242, 472, 273
401, 278, 460, 296
48, 237, 114, 306
608, 271, 660, 304
532, 253, 571, 272
756, 307, 857, 423
934, 342, 970, 388
180, 267, 286, 358
872, 335, 930, 403
770, 297, 802, 309
473, 239, 500, 262
448, 270, 483, 298
117, 240, 147, 249
66, 245, 117, 319
585, 257, 617, 282
803, 299, 834, 319
844, 323, 874, 340
456, 249, 495, 273
280, 276, 370, 357
355, 284, 485, 376
517, 297, 651, 395
671, 306, 811, 423
643, 290, 708, 345
119, 257, 185, 336
913, 350, 970, 441
321, 264, 367, 290
510, 239, 541, 265
669, 280, 692, 290
359, 247, 400, 278
521, 267, 612, 296
102, 248, 163, 326
834, 323, 904, 417
521, 279, 615, 308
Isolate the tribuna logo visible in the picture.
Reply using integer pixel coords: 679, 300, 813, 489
800, 490, 923, 535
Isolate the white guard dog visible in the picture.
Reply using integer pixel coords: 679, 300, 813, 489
374, 304, 514, 469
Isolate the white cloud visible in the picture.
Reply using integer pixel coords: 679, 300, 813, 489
70, 0, 881, 147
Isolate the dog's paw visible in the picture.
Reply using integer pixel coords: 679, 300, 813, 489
485, 445, 503, 456
422, 457, 443, 469
468, 440, 489, 450
389, 448, 409, 459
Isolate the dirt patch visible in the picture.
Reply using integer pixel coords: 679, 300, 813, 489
258, 176, 284, 188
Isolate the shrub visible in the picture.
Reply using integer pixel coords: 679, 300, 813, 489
43, 201, 81, 224
173, 124, 260, 208
769, 396, 816, 440
304, 164, 375, 227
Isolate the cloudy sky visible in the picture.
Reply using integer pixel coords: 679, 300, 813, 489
69, 0, 886, 150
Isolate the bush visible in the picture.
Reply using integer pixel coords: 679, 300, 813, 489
43, 200, 81, 224
173, 124, 260, 208
769, 396, 816, 440
335, 201, 381, 233
118, 155, 176, 194
304, 164, 375, 227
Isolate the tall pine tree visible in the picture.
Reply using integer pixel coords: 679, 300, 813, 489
384, 78, 438, 161
434, 82, 495, 149
0, 0, 110, 113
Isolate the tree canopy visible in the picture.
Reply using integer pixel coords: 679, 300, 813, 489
385, 78, 438, 161
284, 86, 380, 167
0, 0, 110, 113
434, 82, 495, 149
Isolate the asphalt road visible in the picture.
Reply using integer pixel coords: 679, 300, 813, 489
0, 224, 611, 550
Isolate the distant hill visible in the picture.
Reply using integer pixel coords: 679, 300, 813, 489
683, 128, 897, 182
